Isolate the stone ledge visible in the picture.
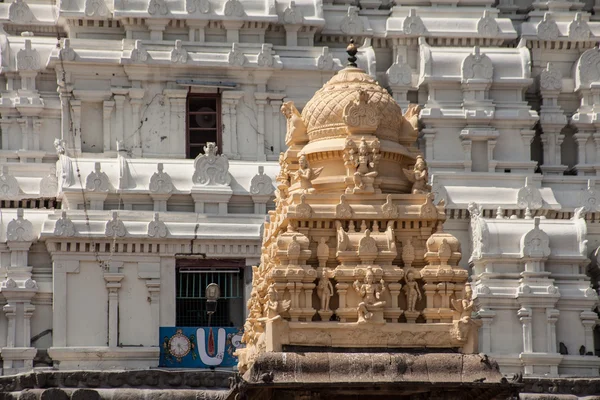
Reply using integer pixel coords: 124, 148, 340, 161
0, 369, 235, 393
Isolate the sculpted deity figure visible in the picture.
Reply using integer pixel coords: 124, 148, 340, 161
264, 284, 290, 321
281, 101, 308, 146
317, 268, 334, 312
403, 270, 422, 313
345, 137, 381, 193
403, 155, 431, 195
353, 267, 386, 323
452, 283, 474, 322
451, 283, 475, 342
294, 154, 323, 193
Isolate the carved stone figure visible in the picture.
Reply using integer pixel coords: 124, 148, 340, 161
281, 101, 308, 146
345, 137, 381, 193
16, 40, 39, 71
257, 44, 275, 68
54, 138, 66, 155
537, 13, 559, 41
402, 239, 415, 268
451, 283, 474, 341
404, 270, 422, 313
170, 40, 187, 64
186, 0, 210, 13
403, 9, 425, 35
130, 40, 149, 63
147, 0, 168, 15
317, 237, 329, 267
317, 268, 334, 312
336, 220, 350, 252
85, 0, 109, 17
353, 267, 386, 323
293, 154, 322, 193
317, 47, 334, 70
335, 194, 353, 218
264, 284, 290, 320
223, 0, 244, 17
192, 143, 231, 186
403, 156, 431, 194
9, 0, 35, 24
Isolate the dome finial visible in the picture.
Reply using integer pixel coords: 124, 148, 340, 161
346, 38, 358, 67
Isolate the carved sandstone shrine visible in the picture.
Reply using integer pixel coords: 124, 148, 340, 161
236, 43, 485, 379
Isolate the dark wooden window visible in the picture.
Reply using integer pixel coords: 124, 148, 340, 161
175, 259, 245, 327
186, 93, 221, 159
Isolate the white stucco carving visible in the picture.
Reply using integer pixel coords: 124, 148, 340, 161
7, 209, 34, 242
85, 162, 111, 192
192, 143, 231, 186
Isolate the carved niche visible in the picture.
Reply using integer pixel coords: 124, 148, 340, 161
537, 13, 559, 41
461, 46, 493, 81
0, 166, 20, 198
283, 0, 303, 24
476, 10, 498, 36
340, 6, 363, 35
7, 209, 34, 242
9, 0, 35, 24
228, 43, 246, 67
105, 212, 127, 238
403, 9, 426, 36
40, 167, 59, 197
520, 218, 550, 258
192, 143, 232, 186
250, 166, 274, 196
540, 62, 562, 91
223, 0, 244, 17
130, 41, 149, 63
54, 211, 76, 237
85, 0, 109, 17
16, 40, 40, 71
148, 213, 168, 238
149, 163, 174, 194
343, 90, 381, 135
85, 162, 111, 192
317, 47, 334, 70
170, 40, 188, 64
60, 39, 76, 62
517, 177, 543, 210
148, 0, 168, 15
186, 0, 210, 14
569, 13, 590, 40
386, 54, 412, 86
257, 44, 275, 68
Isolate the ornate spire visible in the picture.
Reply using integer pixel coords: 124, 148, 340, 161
346, 38, 358, 67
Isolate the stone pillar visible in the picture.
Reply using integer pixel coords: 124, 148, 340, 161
164, 89, 188, 157
461, 139, 472, 172
285, 25, 300, 47
487, 139, 497, 172
255, 93, 268, 161
270, 98, 283, 155
147, 280, 161, 343
520, 129, 535, 160
52, 260, 80, 347
575, 131, 592, 167
103, 100, 114, 152
18, 118, 28, 151
222, 91, 244, 159
518, 306, 533, 374
104, 262, 125, 348
1, 118, 11, 150
477, 309, 495, 354
422, 128, 436, 160
129, 88, 145, 157
335, 283, 348, 322
59, 91, 74, 154
546, 308, 559, 353
112, 90, 128, 149
32, 118, 41, 151
581, 310, 598, 354
223, 21, 243, 43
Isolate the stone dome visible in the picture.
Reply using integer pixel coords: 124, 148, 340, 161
301, 67, 406, 144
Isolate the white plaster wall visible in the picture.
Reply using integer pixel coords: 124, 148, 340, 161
159, 257, 176, 327
81, 102, 104, 153
119, 263, 154, 346
490, 308, 522, 354
67, 262, 107, 347
556, 310, 586, 355
31, 302, 52, 349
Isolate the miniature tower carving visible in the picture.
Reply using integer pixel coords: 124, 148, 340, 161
237, 40, 478, 373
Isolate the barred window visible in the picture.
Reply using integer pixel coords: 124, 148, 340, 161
186, 94, 221, 159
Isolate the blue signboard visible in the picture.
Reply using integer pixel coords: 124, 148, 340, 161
159, 327, 244, 368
